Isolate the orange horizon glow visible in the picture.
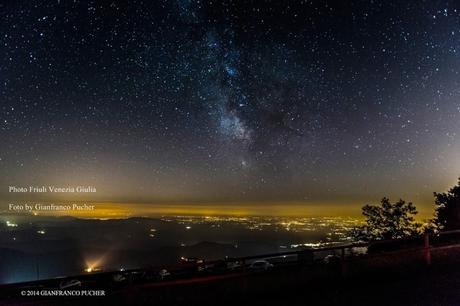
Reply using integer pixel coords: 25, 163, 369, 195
0, 200, 436, 220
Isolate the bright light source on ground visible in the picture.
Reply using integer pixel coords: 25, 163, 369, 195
6, 221, 18, 227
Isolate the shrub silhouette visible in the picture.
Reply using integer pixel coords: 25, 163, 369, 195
434, 177, 460, 230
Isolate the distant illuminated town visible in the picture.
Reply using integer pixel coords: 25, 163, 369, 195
0, 213, 364, 283
159, 215, 362, 248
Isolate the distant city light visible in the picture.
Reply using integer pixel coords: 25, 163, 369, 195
6, 221, 18, 227
37, 230, 46, 235
84, 256, 106, 274
85, 266, 102, 273
185, 226, 191, 230
290, 242, 333, 249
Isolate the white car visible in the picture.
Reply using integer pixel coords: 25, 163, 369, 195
112, 273, 127, 282
158, 269, 171, 280
249, 260, 274, 272
59, 279, 81, 289
227, 261, 243, 271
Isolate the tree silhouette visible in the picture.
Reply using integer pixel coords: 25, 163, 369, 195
353, 197, 421, 241
434, 178, 460, 230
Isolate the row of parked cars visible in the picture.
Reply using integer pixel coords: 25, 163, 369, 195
153, 257, 275, 280
55, 257, 277, 291
14, 251, 341, 295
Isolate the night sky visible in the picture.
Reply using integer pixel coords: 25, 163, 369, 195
1, 1, 460, 213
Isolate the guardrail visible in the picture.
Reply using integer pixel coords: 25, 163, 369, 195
3, 230, 460, 289
220, 230, 460, 268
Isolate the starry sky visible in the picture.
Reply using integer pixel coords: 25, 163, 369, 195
1, 1, 460, 215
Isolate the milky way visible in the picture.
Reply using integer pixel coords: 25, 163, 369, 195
1, 1, 459, 211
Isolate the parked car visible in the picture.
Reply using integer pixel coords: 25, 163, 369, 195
112, 273, 127, 283
227, 260, 243, 271
199, 260, 227, 274
249, 260, 273, 272
158, 269, 171, 280
59, 279, 81, 289
323, 254, 341, 264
